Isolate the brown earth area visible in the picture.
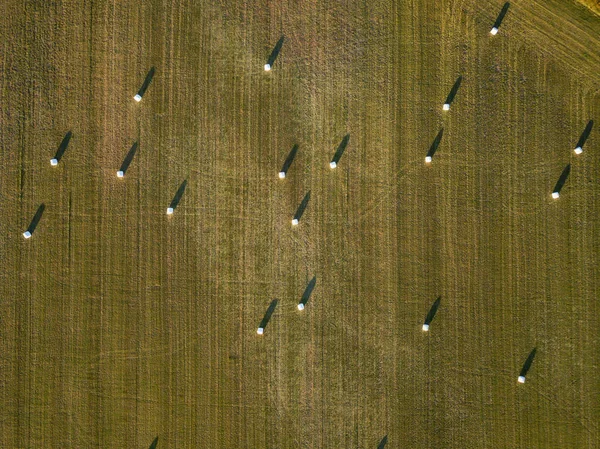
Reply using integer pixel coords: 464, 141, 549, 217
1, 0, 599, 448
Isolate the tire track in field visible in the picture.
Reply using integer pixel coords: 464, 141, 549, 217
465, 0, 600, 85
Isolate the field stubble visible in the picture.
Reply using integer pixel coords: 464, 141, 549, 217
0, 0, 599, 448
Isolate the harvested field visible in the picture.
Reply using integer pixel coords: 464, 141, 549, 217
578, 0, 600, 15
1, 0, 599, 448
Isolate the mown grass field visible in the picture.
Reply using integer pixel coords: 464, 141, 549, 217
1, 0, 599, 447
578, 0, 600, 15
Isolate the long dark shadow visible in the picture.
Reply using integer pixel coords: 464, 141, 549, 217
553, 164, 571, 195
259, 299, 278, 330
293, 191, 311, 222
137, 67, 156, 99
53, 131, 72, 163
377, 435, 388, 449
444, 75, 463, 106
169, 180, 188, 210
119, 142, 139, 174
331, 134, 350, 165
424, 296, 442, 326
494, 2, 510, 29
427, 128, 444, 158
576, 120, 594, 149
280, 144, 299, 175
267, 36, 285, 67
148, 436, 159, 449
27, 203, 45, 234
519, 348, 537, 377
300, 276, 317, 307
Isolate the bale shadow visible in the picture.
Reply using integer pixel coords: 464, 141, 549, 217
576, 120, 594, 149
280, 144, 299, 174
267, 36, 285, 67
137, 67, 156, 98
148, 436, 159, 449
169, 180, 188, 210
444, 76, 463, 106
331, 134, 350, 165
53, 131, 72, 163
520, 348, 537, 377
299, 276, 317, 307
26, 203, 45, 234
553, 164, 571, 195
259, 299, 278, 330
427, 129, 444, 158
377, 435, 388, 449
119, 142, 139, 174
424, 296, 441, 325
293, 191, 311, 222
494, 2, 510, 29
